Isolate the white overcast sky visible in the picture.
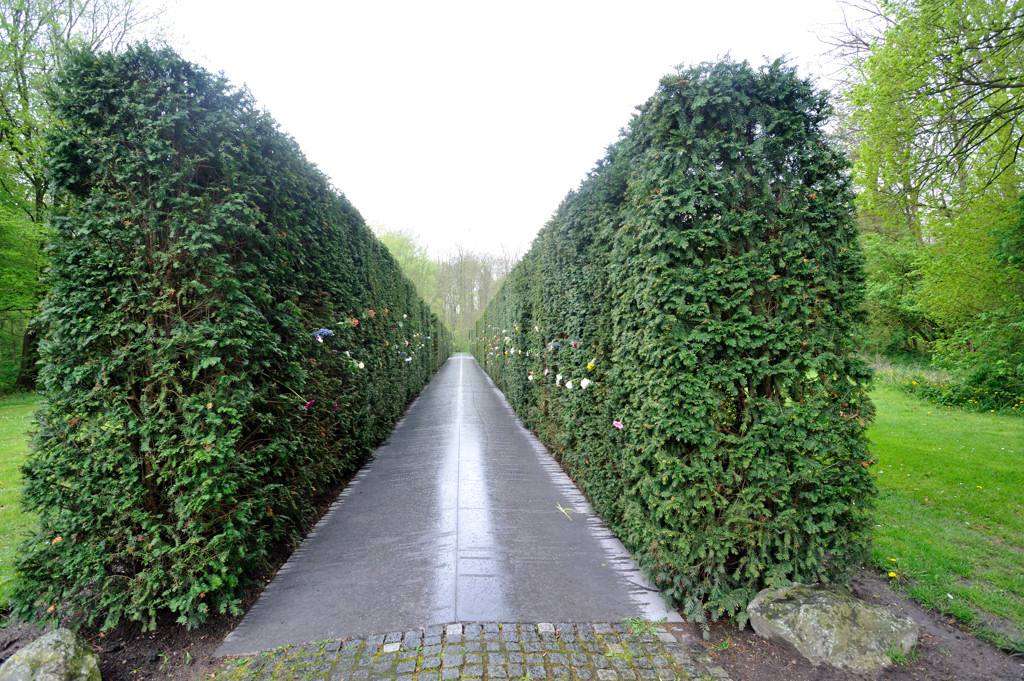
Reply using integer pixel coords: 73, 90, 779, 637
160, 0, 863, 258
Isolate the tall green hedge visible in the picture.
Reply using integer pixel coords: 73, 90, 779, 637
14, 45, 451, 630
473, 58, 874, 628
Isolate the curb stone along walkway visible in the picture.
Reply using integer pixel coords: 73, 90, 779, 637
213, 622, 733, 681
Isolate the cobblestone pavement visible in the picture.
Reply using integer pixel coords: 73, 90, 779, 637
213, 622, 732, 681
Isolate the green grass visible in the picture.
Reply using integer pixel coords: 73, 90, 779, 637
0, 392, 37, 608
868, 384, 1024, 654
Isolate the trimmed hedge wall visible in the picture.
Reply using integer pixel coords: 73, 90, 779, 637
14, 45, 451, 629
473, 59, 875, 627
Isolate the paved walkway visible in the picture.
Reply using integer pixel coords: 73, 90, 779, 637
214, 354, 732, 680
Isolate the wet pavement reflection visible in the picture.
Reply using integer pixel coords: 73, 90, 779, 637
218, 354, 678, 657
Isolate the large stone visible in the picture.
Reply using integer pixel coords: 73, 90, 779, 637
0, 629, 100, 681
747, 583, 919, 672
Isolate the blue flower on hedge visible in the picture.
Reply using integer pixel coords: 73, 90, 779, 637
311, 328, 334, 343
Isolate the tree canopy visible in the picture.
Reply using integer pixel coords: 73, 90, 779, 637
374, 226, 518, 350
0, 0, 161, 392
843, 0, 1024, 398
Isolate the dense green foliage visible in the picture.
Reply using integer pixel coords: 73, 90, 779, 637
375, 228, 518, 351
374, 228, 443, 314
0, 204, 44, 390
847, 0, 1024, 405
12, 45, 450, 630
1, 0, 161, 392
474, 59, 875, 628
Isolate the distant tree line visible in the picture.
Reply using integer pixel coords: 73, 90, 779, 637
374, 228, 518, 350
1, 0, 161, 392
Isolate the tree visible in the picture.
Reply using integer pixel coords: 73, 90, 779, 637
372, 227, 442, 314
933, 195, 1024, 396
373, 226, 518, 350
840, 0, 1024, 378
436, 245, 518, 348
0, 0, 162, 390
836, 0, 1024, 185
1, 0, 161, 219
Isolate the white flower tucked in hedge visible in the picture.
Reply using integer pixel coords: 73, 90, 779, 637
580, 378, 591, 389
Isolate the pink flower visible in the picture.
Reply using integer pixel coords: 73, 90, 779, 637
304, 399, 315, 410
612, 420, 623, 429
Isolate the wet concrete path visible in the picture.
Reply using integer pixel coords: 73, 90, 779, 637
217, 354, 678, 657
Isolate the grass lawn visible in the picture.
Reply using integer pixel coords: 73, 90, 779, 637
0, 392, 37, 607
868, 384, 1024, 653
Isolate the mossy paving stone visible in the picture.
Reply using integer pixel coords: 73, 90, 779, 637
211, 623, 731, 681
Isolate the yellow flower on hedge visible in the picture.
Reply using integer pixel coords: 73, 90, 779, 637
888, 571, 897, 578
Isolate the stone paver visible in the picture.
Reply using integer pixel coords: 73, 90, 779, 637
213, 622, 732, 681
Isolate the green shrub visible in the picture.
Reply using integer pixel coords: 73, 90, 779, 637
13, 45, 450, 630
899, 373, 1024, 414
474, 58, 874, 629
